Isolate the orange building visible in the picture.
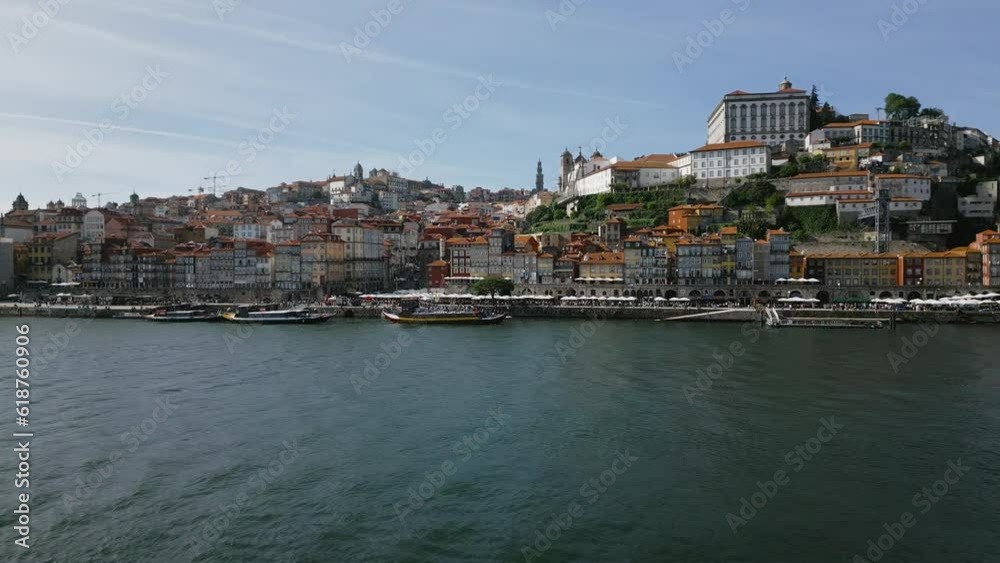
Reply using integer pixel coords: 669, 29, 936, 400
667, 205, 724, 234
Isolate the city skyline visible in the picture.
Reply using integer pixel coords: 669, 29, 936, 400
3, 0, 1000, 204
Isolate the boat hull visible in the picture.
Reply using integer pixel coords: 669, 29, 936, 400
144, 314, 222, 322
222, 312, 333, 325
382, 311, 506, 325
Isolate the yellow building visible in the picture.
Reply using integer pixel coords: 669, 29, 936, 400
300, 233, 346, 291
720, 226, 739, 282
29, 232, 79, 282
804, 253, 898, 287
818, 143, 873, 169
579, 252, 624, 281
919, 251, 968, 287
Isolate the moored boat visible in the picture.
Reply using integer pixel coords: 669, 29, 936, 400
145, 306, 221, 322
222, 306, 333, 324
382, 309, 506, 325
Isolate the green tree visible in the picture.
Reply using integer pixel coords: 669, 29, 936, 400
471, 277, 514, 298
722, 176, 777, 208
796, 153, 829, 174
919, 107, 945, 118
884, 93, 922, 120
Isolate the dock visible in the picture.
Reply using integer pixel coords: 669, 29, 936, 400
765, 307, 893, 329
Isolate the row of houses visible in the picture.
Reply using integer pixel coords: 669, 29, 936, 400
428, 227, 1000, 289
805, 230, 1000, 287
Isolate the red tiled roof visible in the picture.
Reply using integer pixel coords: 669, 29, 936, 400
691, 140, 767, 153
791, 170, 870, 180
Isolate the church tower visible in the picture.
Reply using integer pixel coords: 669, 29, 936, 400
353, 161, 364, 180
779, 75, 793, 91
559, 148, 573, 193
535, 159, 544, 192
12, 193, 28, 212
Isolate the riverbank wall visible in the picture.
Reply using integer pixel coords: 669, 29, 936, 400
3, 304, 998, 325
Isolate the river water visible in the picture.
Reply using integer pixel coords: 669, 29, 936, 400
1, 318, 998, 562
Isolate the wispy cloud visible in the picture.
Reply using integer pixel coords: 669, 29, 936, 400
50, 19, 206, 68
94, 0, 667, 109
0, 112, 245, 149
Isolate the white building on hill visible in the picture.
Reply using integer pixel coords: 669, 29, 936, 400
707, 77, 812, 146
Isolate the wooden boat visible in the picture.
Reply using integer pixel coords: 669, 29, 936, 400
222, 307, 332, 325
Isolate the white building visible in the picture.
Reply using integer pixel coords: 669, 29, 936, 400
328, 175, 358, 203
707, 77, 812, 146
786, 190, 875, 208
958, 181, 998, 219
682, 141, 771, 183
837, 198, 923, 224
955, 127, 996, 152
82, 210, 107, 242
875, 174, 932, 202
784, 171, 873, 208
376, 190, 400, 212
560, 151, 682, 197
804, 120, 888, 151
234, 216, 262, 240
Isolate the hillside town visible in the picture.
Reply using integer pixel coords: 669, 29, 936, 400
2, 78, 999, 303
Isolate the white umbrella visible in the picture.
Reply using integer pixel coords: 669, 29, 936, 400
654, 297, 667, 302
806, 278, 821, 284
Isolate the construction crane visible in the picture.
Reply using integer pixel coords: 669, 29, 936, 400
203, 174, 225, 196
91, 192, 116, 207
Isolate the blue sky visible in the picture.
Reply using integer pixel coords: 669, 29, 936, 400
2, 0, 998, 207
